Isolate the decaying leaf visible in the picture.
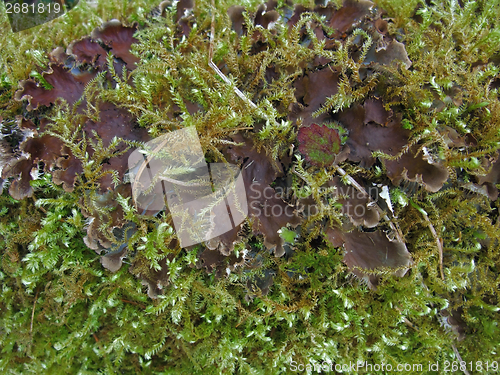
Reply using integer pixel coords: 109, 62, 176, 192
1, 158, 35, 200
130, 254, 175, 299
228, 0, 279, 38
364, 40, 412, 69
440, 307, 468, 341
14, 64, 96, 111
335, 100, 449, 192
196, 247, 247, 279
245, 269, 276, 301
10, 22, 150, 196
100, 247, 128, 273
90, 20, 140, 70
1, 118, 65, 200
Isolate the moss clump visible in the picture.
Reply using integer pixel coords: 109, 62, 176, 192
1, 0, 499, 373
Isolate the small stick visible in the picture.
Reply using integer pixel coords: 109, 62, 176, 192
30, 290, 39, 335
132, 3, 260, 204
209, 0, 258, 111
208, 61, 258, 110
120, 299, 146, 309
419, 210, 445, 280
220, 127, 254, 132
452, 344, 471, 375
335, 166, 405, 243
32, 196, 47, 213
402, 317, 417, 330
235, 306, 261, 328
335, 166, 366, 194
395, 306, 418, 331
93, 333, 104, 352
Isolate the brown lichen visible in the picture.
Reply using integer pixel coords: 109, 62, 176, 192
326, 225, 412, 289
10, 22, 150, 197
226, 134, 301, 257
327, 176, 381, 228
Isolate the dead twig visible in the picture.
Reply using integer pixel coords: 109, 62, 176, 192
208, 61, 258, 110
93, 333, 104, 352
219, 127, 254, 133
32, 196, 47, 213
235, 306, 261, 328
418, 207, 445, 280
120, 299, 146, 309
395, 306, 418, 331
30, 289, 39, 335
209, 0, 258, 111
452, 344, 471, 375
335, 165, 405, 244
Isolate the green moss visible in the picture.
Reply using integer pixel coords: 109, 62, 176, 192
1, 0, 500, 373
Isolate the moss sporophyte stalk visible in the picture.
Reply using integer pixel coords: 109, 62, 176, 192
0, 0, 499, 373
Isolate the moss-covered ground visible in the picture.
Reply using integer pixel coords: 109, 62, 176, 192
0, 0, 499, 373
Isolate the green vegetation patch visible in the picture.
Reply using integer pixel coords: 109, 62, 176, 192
0, 0, 499, 373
